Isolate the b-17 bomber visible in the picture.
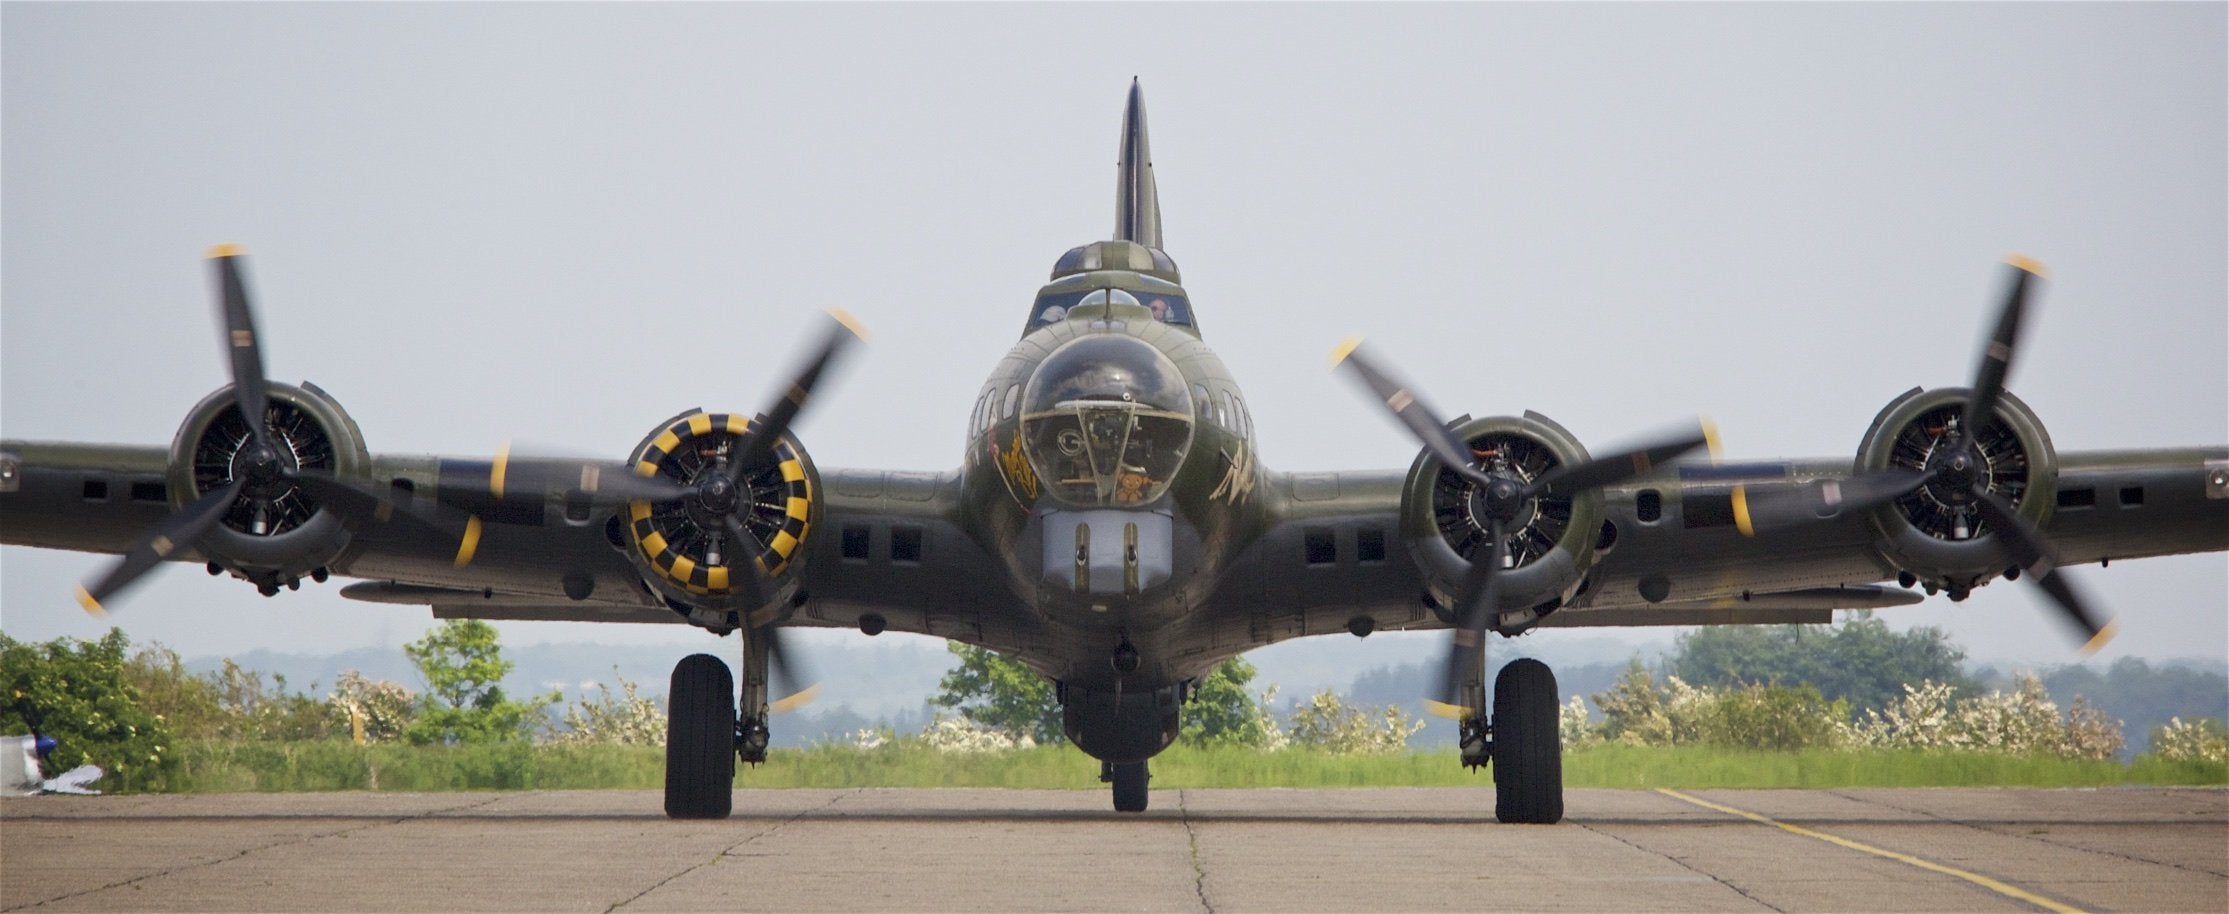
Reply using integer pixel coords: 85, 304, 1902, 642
5, 82, 2224, 822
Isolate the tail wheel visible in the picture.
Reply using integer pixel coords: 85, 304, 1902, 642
1492, 658, 1563, 824
664, 653, 736, 819
1110, 762, 1150, 813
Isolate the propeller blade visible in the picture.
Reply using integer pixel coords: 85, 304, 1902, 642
720, 514, 774, 610
731, 309, 869, 481
1966, 486, 2115, 653
494, 449, 694, 507
286, 470, 487, 564
1730, 468, 1929, 537
1530, 420, 1716, 496
76, 481, 243, 614
211, 246, 274, 453
762, 625, 821, 714
1432, 518, 1507, 713
1961, 257, 2042, 443
1331, 339, 1495, 489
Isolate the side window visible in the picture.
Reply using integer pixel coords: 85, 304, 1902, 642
1193, 384, 1214, 426
1231, 394, 1250, 439
1218, 391, 1236, 434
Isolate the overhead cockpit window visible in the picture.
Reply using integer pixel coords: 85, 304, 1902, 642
1020, 336, 1195, 506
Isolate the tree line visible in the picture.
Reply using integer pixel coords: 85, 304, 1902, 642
3, 616, 2223, 790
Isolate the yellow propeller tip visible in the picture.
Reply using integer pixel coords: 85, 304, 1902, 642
1328, 337, 1364, 369
827, 307, 871, 341
769, 683, 822, 715
2005, 254, 2048, 279
1700, 416, 1723, 463
1731, 484, 1755, 538
1424, 700, 1472, 720
2079, 619, 2118, 656
453, 515, 484, 568
207, 243, 245, 259
75, 587, 106, 617
490, 441, 511, 500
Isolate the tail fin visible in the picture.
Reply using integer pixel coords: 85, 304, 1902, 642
1114, 78, 1163, 250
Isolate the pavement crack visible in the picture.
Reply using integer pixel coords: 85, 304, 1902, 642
1177, 789, 1214, 914
1570, 820, 1785, 913
605, 789, 859, 914
4, 794, 508, 912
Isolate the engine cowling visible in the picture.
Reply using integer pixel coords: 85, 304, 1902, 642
623, 409, 821, 622
165, 380, 369, 588
1401, 412, 1604, 630
1859, 385, 2058, 597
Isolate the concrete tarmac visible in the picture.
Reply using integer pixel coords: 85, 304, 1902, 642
3, 787, 2222, 912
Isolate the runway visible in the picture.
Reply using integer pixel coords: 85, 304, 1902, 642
4, 787, 2223, 912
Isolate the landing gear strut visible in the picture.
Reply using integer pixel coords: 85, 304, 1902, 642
1455, 636, 1564, 824
663, 628, 777, 820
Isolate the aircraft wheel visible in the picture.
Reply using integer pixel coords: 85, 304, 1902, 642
665, 653, 736, 819
1491, 658, 1564, 824
1110, 762, 1150, 813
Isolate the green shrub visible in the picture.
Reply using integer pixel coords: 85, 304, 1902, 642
0, 629, 175, 790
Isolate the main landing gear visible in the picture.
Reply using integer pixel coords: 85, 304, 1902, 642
1455, 644, 1564, 824
664, 653, 735, 819
664, 629, 777, 820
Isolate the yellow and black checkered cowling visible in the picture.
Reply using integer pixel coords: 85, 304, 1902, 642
625, 410, 817, 603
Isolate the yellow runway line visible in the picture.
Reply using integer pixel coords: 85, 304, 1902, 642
1654, 788, 2087, 914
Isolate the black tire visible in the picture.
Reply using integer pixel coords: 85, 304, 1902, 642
665, 653, 736, 819
1110, 762, 1150, 813
1491, 657, 1563, 824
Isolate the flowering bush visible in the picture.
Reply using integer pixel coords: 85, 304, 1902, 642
1844, 674, 2123, 760
918, 714, 1037, 752
1590, 664, 1845, 750
1285, 689, 1423, 753
550, 672, 664, 747
326, 671, 417, 744
1559, 695, 1601, 750
2147, 717, 2228, 764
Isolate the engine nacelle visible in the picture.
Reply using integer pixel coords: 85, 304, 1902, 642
623, 409, 821, 625
165, 381, 369, 588
1401, 412, 1603, 631
1859, 386, 2058, 596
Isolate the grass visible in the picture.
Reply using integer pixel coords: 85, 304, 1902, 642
138, 740, 2227, 794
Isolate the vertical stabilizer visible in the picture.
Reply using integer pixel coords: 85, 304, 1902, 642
1114, 79, 1163, 250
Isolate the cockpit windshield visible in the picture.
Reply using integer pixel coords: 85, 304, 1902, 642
1020, 336, 1195, 506
1030, 288, 1193, 330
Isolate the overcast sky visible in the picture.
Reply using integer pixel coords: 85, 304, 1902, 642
4, 3, 2223, 672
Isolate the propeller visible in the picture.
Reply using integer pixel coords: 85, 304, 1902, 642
1729, 257, 2113, 652
74, 247, 478, 614
653, 308, 866, 711
1332, 339, 1716, 712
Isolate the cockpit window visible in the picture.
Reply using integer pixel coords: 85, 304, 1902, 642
1020, 336, 1195, 506
1030, 288, 1192, 330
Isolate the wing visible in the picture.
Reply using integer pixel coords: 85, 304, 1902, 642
1196, 445, 2227, 655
